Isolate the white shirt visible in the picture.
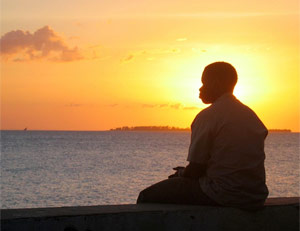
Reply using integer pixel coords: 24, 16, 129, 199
188, 93, 268, 208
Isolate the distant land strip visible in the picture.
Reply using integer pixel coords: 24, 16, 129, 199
268, 129, 291, 133
110, 126, 291, 132
110, 126, 190, 131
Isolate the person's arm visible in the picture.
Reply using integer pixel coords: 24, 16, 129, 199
178, 162, 206, 179
169, 162, 206, 179
186, 112, 212, 174
168, 111, 212, 179
180, 162, 206, 179
168, 166, 184, 178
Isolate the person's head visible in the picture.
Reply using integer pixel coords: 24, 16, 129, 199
199, 62, 238, 104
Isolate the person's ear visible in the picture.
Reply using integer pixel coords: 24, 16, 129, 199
212, 78, 222, 91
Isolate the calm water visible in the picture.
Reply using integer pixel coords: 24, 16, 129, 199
1, 131, 299, 209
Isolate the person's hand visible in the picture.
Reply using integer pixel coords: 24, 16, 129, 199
168, 166, 185, 178
173, 166, 185, 171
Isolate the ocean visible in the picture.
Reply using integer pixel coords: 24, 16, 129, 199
1, 131, 299, 209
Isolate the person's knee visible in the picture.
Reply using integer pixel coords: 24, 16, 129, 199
136, 189, 147, 204
136, 178, 176, 204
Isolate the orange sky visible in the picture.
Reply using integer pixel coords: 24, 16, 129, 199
1, 0, 299, 131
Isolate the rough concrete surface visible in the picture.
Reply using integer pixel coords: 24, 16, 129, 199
1, 197, 299, 231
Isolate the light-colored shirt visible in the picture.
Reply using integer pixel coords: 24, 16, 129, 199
187, 93, 269, 208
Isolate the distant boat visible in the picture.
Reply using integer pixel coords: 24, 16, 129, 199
24, 127, 27, 131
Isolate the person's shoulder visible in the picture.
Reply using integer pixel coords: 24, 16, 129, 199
232, 97, 268, 131
192, 105, 215, 126
195, 104, 214, 118
234, 98, 259, 116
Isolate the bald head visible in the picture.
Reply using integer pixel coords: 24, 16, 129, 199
199, 62, 238, 104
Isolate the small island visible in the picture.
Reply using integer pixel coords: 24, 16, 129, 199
268, 129, 291, 133
110, 126, 292, 133
110, 126, 190, 132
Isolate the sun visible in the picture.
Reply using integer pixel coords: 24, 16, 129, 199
233, 84, 250, 101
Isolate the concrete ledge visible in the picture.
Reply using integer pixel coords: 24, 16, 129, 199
1, 197, 299, 231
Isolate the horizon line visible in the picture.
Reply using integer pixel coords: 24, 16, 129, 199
0, 128, 297, 132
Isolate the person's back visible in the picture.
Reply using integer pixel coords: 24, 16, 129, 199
189, 93, 268, 209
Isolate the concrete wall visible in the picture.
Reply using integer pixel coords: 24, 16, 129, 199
1, 197, 299, 231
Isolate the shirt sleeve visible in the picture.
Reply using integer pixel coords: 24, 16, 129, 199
187, 112, 213, 164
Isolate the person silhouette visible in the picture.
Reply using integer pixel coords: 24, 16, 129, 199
137, 62, 269, 210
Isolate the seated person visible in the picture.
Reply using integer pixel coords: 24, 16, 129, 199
137, 62, 269, 210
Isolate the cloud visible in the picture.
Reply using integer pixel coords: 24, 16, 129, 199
121, 48, 181, 63
176, 38, 187, 42
142, 104, 156, 108
183, 106, 200, 110
76, 102, 202, 111
170, 103, 181, 109
191, 48, 207, 53
159, 104, 169, 108
106, 104, 119, 107
122, 54, 134, 62
142, 103, 201, 110
65, 103, 83, 107
0, 26, 83, 62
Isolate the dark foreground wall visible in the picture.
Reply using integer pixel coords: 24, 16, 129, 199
1, 197, 299, 231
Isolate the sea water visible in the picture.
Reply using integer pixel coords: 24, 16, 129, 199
1, 131, 299, 209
